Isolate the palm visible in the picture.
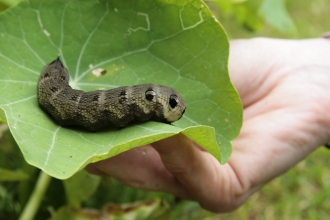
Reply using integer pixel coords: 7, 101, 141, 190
86, 38, 330, 212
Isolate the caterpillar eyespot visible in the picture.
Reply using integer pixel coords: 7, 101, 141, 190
169, 94, 179, 108
145, 89, 156, 101
37, 57, 186, 131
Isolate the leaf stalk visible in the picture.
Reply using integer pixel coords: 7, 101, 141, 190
19, 171, 52, 220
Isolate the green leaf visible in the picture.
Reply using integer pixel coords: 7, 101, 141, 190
0, 0, 242, 179
0, 0, 21, 7
63, 170, 101, 208
213, 0, 265, 31
260, 0, 296, 33
0, 168, 28, 181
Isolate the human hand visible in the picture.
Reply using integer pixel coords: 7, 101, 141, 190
86, 38, 330, 212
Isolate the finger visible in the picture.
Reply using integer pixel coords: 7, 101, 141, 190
85, 145, 186, 195
151, 133, 236, 212
85, 163, 108, 176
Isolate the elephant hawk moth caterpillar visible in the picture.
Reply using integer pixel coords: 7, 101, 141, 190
37, 57, 186, 131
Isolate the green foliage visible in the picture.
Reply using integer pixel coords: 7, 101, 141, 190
0, 0, 20, 12
259, 0, 295, 33
220, 148, 330, 220
210, 0, 295, 33
63, 170, 101, 208
0, 0, 241, 180
51, 198, 172, 220
213, 0, 264, 31
0, 168, 28, 181
0, 0, 20, 6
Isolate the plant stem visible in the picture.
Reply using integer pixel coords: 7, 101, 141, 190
18, 171, 52, 220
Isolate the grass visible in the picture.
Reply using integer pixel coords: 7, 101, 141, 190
217, 148, 330, 220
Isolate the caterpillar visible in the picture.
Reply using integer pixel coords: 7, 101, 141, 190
37, 57, 186, 131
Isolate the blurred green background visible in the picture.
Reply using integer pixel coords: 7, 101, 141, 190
212, 0, 329, 39
1, 0, 330, 219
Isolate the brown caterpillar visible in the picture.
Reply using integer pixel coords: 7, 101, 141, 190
37, 57, 186, 131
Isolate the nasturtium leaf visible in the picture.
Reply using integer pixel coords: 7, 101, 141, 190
0, 0, 242, 179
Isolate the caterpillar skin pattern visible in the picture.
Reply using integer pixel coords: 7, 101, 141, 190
37, 57, 186, 131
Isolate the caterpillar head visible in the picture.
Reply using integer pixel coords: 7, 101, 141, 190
163, 92, 186, 122
148, 85, 186, 123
